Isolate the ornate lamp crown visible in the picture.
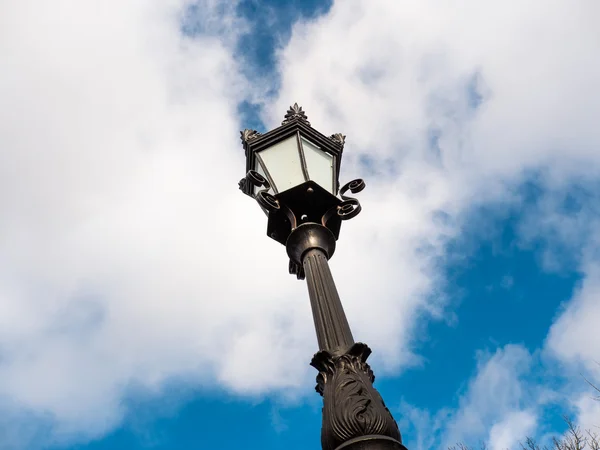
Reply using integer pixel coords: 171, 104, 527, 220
282, 102, 311, 126
240, 104, 346, 147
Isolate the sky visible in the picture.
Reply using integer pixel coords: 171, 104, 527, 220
0, 0, 599, 449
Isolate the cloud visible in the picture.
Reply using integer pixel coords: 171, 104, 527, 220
396, 402, 451, 450
267, 0, 600, 373
271, 0, 600, 174
573, 394, 600, 433
398, 346, 541, 450
545, 260, 600, 431
546, 264, 600, 375
442, 345, 534, 447
488, 410, 537, 450
0, 0, 316, 447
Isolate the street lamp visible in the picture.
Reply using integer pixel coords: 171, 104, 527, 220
239, 104, 407, 450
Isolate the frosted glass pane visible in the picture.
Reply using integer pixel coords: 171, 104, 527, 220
253, 160, 274, 196
257, 136, 305, 193
302, 138, 334, 193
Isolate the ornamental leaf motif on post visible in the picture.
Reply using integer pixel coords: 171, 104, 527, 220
311, 343, 402, 450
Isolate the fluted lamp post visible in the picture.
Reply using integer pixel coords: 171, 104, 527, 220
239, 104, 407, 450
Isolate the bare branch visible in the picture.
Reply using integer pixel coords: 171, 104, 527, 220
582, 375, 600, 401
586, 430, 600, 450
553, 436, 566, 450
561, 416, 587, 450
521, 436, 542, 450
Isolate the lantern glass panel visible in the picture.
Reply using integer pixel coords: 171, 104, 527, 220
302, 138, 334, 193
257, 136, 304, 193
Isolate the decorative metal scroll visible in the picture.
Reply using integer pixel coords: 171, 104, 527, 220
243, 170, 278, 212
243, 170, 298, 225
240, 172, 366, 280
322, 178, 365, 229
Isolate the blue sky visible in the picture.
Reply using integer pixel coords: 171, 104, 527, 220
1, 1, 599, 450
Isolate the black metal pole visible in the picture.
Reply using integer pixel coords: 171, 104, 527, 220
287, 223, 407, 450
303, 247, 354, 352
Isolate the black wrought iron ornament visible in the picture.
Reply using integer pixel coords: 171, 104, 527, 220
243, 168, 365, 279
240, 128, 261, 144
282, 102, 311, 126
330, 133, 346, 147
243, 170, 282, 214
311, 343, 403, 450
322, 178, 365, 229
238, 177, 247, 192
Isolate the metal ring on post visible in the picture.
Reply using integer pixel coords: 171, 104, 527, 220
286, 223, 337, 267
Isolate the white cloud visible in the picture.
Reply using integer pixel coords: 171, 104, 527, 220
573, 394, 600, 433
0, 0, 317, 447
398, 346, 542, 450
442, 345, 534, 447
271, 0, 600, 442
489, 410, 537, 450
271, 0, 600, 175
545, 260, 600, 434
268, 0, 600, 372
546, 263, 600, 374
396, 402, 451, 450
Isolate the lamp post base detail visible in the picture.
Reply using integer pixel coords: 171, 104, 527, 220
311, 343, 406, 450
